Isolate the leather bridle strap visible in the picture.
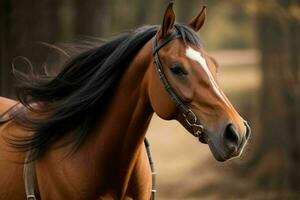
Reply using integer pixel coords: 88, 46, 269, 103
144, 138, 156, 200
24, 151, 37, 200
152, 28, 205, 138
153, 30, 189, 115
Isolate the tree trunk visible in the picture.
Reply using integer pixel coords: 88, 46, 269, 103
0, 0, 12, 97
0, 0, 60, 98
177, 0, 201, 22
74, 0, 109, 36
256, 0, 300, 195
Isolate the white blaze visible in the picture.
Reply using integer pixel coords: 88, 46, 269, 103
186, 47, 229, 106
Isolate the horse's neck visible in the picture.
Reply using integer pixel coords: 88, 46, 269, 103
38, 41, 154, 198
86, 41, 154, 195
94, 41, 152, 147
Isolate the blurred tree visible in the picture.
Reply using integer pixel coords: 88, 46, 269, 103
0, 0, 60, 98
177, 0, 201, 22
74, 0, 110, 36
0, 0, 12, 97
255, 0, 300, 196
136, 0, 151, 25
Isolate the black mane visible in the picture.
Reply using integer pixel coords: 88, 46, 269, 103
10, 24, 202, 158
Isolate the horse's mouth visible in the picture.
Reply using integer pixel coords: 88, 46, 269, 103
195, 131, 227, 161
187, 123, 246, 162
208, 143, 227, 162
196, 131, 227, 161
208, 140, 243, 162
207, 139, 238, 162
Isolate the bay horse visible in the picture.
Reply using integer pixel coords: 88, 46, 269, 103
0, 3, 250, 200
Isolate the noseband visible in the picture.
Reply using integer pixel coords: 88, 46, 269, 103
152, 29, 205, 140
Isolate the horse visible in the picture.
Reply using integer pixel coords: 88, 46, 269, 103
0, 3, 250, 200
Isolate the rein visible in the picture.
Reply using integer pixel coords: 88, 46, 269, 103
152, 28, 205, 140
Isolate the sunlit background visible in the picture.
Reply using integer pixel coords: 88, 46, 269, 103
1, 0, 299, 199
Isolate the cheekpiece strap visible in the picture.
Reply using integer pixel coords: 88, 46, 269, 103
152, 29, 191, 116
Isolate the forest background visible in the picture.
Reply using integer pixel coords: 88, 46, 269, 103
1, 0, 300, 199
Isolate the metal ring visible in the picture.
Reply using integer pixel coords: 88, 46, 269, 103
194, 123, 204, 131
183, 109, 198, 126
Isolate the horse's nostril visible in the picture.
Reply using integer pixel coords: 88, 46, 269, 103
223, 124, 240, 148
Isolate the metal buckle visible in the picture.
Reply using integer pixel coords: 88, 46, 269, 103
193, 125, 204, 138
27, 195, 36, 200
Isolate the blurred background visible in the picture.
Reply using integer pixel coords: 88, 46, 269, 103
0, 0, 299, 199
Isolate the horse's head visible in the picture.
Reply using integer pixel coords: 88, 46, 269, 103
148, 3, 251, 161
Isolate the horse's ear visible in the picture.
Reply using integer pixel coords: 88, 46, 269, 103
188, 6, 206, 32
157, 2, 176, 41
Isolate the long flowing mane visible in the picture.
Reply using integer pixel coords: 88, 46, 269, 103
9, 24, 202, 158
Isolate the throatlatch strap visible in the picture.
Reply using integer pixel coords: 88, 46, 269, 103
24, 151, 37, 200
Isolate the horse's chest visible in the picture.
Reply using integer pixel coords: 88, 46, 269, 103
36, 147, 152, 200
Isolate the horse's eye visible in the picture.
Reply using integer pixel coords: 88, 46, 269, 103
170, 65, 187, 76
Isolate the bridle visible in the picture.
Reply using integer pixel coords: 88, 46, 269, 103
152, 28, 206, 141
